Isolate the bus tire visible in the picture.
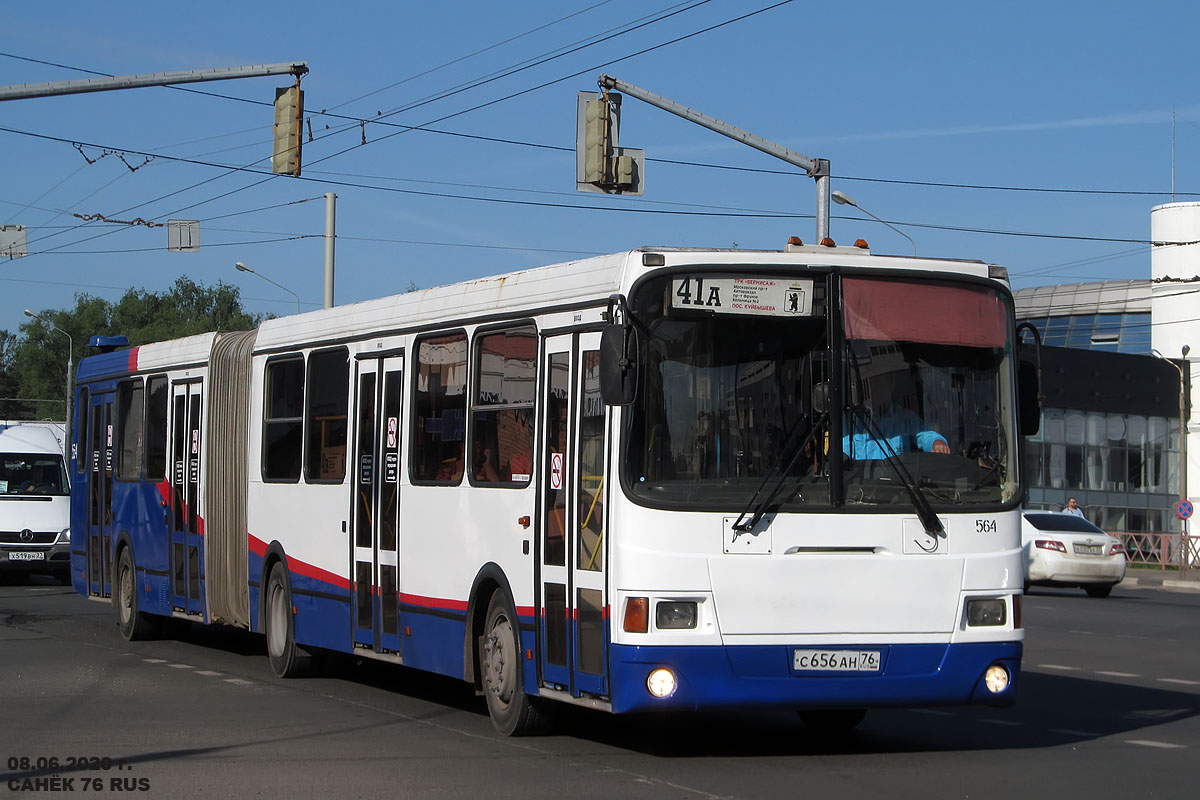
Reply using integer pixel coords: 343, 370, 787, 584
265, 562, 313, 678
480, 590, 544, 736
115, 547, 159, 641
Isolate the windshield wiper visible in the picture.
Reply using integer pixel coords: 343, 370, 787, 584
731, 413, 826, 534
849, 405, 944, 536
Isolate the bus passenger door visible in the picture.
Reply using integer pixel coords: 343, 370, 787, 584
169, 382, 204, 616
351, 355, 404, 654
87, 392, 114, 597
538, 332, 609, 698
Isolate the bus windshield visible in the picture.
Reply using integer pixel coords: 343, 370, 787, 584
624, 272, 1020, 510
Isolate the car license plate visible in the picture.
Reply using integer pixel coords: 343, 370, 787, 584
1073, 544, 1103, 555
9, 551, 44, 561
793, 649, 881, 672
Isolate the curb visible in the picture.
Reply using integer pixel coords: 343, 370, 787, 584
1120, 572, 1200, 593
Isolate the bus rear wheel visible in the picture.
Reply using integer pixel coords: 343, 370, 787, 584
265, 563, 313, 678
480, 590, 545, 736
115, 547, 159, 641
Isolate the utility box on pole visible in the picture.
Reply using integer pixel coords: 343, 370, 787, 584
273, 85, 304, 176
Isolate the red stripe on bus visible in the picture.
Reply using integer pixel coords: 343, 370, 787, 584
246, 534, 350, 591
127, 346, 140, 372
286, 556, 350, 591
399, 593, 469, 612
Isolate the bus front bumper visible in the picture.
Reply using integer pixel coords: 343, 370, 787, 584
608, 640, 1021, 714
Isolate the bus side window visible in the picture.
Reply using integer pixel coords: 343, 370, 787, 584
263, 356, 305, 482
305, 347, 349, 483
412, 332, 468, 484
76, 387, 89, 474
145, 375, 169, 481
115, 378, 145, 482
471, 325, 536, 487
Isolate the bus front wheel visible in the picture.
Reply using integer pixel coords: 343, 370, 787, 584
115, 547, 159, 641
480, 590, 545, 736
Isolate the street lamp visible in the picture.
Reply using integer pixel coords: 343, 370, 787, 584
23, 309, 73, 465
831, 190, 917, 256
235, 261, 301, 314
1152, 346, 1190, 536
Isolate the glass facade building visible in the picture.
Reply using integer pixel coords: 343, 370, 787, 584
1014, 281, 1188, 533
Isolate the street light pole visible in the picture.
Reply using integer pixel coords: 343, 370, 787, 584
24, 309, 73, 464
831, 190, 917, 256
235, 261, 302, 314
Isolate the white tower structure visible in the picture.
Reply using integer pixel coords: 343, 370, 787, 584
1150, 202, 1198, 535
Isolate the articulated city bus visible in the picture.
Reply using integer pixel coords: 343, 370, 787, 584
71, 241, 1036, 735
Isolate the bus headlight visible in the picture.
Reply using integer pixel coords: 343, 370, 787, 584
646, 668, 677, 698
58, 528, 71, 544
984, 664, 1010, 694
655, 601, 697, 630
966, 598, 1006, 627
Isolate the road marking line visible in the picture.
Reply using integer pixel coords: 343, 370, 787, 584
1125, 740, 1186, 749
1157, 678, 1200, 686
167, 663, 194, 669
195, 670, 222, 677
1068, 630, 1094, 635
1037, 664, 1080, 671
1050, 728, 1099, 737
1096, 671, 1139, 678
142, 658, 167, 664
980, 719, 1023, 726
224, 678, 253, 686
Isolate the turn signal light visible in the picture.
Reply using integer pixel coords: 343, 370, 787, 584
1108, 542, 1124, 556
1013, 594, 1022, 629
624, 597, 648, 633
1034, 539, 1067, 553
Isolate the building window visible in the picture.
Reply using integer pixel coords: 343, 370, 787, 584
471, 325, 536, 486
305, 348, 349, 483
412, 332, 467, 483
263, 356, 304, 482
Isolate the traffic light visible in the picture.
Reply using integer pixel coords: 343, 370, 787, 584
583, 97, 610, 184
614, 153, 637, 188
273, 85, 304, 176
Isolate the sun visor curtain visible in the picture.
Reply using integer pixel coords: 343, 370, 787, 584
842, 277, 1008, 348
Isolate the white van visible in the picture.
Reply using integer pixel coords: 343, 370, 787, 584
0, 422, 71, 583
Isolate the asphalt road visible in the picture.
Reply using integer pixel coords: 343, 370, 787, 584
2, 575, 1197, 799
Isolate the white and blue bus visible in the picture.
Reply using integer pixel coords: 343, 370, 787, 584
70, 241, 1037, 735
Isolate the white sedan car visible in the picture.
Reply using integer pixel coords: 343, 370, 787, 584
1021, 512, 1126, 598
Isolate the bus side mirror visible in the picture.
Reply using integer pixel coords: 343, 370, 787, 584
600, 325, 639, 406
1017, 358, 1041, 436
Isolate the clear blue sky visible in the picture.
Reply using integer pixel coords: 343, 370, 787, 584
3, 0, 1199, 334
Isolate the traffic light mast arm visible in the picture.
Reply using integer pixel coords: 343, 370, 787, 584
597, 74, 831, 241
0, 63, 309, 102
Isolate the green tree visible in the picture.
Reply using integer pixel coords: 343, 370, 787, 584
12, 277, 263, 420
0, 328, 29, 419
